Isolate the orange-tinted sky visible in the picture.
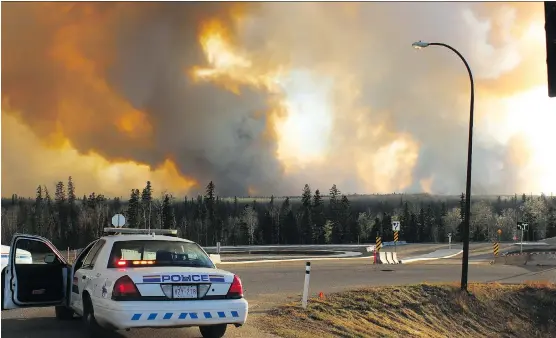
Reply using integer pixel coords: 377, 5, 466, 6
2, 2, 555, 198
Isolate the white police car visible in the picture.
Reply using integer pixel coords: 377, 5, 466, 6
2, 228, 248, 338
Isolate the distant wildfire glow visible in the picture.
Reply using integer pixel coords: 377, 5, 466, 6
1, 2, 555, 198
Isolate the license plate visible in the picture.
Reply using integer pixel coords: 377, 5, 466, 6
172, 285, 198, 299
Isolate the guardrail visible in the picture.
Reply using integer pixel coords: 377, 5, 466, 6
202, 241, 408, 253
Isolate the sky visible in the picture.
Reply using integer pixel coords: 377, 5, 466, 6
2, 2, 555, 198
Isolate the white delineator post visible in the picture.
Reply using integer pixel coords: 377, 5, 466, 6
302, 262, 311, 309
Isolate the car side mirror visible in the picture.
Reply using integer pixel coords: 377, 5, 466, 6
44, 253, 57, 264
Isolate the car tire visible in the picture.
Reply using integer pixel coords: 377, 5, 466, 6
199, 324, 227, 338
55, 305, 74, 320
82, 294, 112, 337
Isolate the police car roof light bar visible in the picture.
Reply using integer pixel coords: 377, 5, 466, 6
103, 227, 178, 237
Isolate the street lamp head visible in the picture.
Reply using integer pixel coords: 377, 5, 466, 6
412, 41, 430, 49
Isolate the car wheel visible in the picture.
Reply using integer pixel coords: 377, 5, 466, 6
55, 305, 74, 320
199, 324, 227, 338
82, 294, 112, 337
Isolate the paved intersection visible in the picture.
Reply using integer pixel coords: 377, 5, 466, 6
2, 259, 554, 338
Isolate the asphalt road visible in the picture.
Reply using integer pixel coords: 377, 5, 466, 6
3, 259, 555, 338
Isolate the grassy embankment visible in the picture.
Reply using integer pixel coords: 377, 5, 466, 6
258, 281, 556, 338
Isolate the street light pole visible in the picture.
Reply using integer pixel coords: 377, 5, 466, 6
412, 41, 474, 292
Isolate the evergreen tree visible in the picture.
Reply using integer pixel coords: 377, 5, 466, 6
54, 181, 68, 246
329, 184, 342, 243
299, 184, 313, 244
436, 202, 447, 242
205, 181, 217, 243
33, 186, 43, 236
141, 181, 153, 202
424, 204, 435, 242
127, 189, 140, 228
371, 216, 381, 238
67, 177, 76, 203
417, 207, 426, 242
381, 212, 393, 242
269, 195, 280, 244
339, 195, 356, 243
457, 193, 465, 241
260, 196, 277, 244
141, 181, 153, 228
233, 197, 239, 217
409, 211, 418, 241
55, 181, 66, 203
547, 206, 556, 238
280, 197, 297, 244
67, 176, 78, 244
312, 190, 326, 244
400, 202, 411, 241
4, 176, 553, 249
162, 194, 174, 229
494, 196, 503, 215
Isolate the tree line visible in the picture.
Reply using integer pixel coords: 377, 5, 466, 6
2, 177, 556, 249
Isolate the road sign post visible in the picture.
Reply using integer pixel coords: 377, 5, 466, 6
517, 222, 528, 254
391, 220, 400, 253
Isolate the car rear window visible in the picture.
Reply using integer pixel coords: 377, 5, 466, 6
107, 240, 214, 269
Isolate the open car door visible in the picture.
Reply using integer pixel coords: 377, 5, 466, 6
2, 234, 69, 310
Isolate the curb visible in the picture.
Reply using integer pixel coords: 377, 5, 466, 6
504, 251, 556, 257
399, 250, 463, 264
217, 254, 371, 265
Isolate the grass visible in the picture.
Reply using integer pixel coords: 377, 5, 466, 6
257, 281, 556, 338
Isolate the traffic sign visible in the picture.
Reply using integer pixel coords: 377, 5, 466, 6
517, 221, 529, 230
493, 242, 499, 256
112, 214, 126, 228
391, 221, 400, 232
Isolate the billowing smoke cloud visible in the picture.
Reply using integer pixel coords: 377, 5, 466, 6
1, 2, 552, 197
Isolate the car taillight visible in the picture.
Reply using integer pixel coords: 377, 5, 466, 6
227, 275, 243, 299
112, 275, 140, 299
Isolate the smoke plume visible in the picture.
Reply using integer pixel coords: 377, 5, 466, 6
2, 2, 554, 197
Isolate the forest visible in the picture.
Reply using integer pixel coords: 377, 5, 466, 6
2, 177, 556, 249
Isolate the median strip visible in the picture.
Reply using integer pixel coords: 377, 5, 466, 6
258, 282, 556, 338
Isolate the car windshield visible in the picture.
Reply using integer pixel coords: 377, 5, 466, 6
107, 240, 214, 268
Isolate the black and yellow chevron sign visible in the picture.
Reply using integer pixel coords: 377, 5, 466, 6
493, 242, 499, 256
394, 231, 399, 242
375, 236, 382, 252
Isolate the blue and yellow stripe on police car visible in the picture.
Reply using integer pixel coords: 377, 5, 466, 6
142, 275, 162, 283
130, 310, 240, 321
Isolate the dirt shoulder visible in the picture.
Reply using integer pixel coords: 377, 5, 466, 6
256, 282, 556, 338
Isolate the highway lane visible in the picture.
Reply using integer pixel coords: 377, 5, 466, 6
2, 259, 554, 338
